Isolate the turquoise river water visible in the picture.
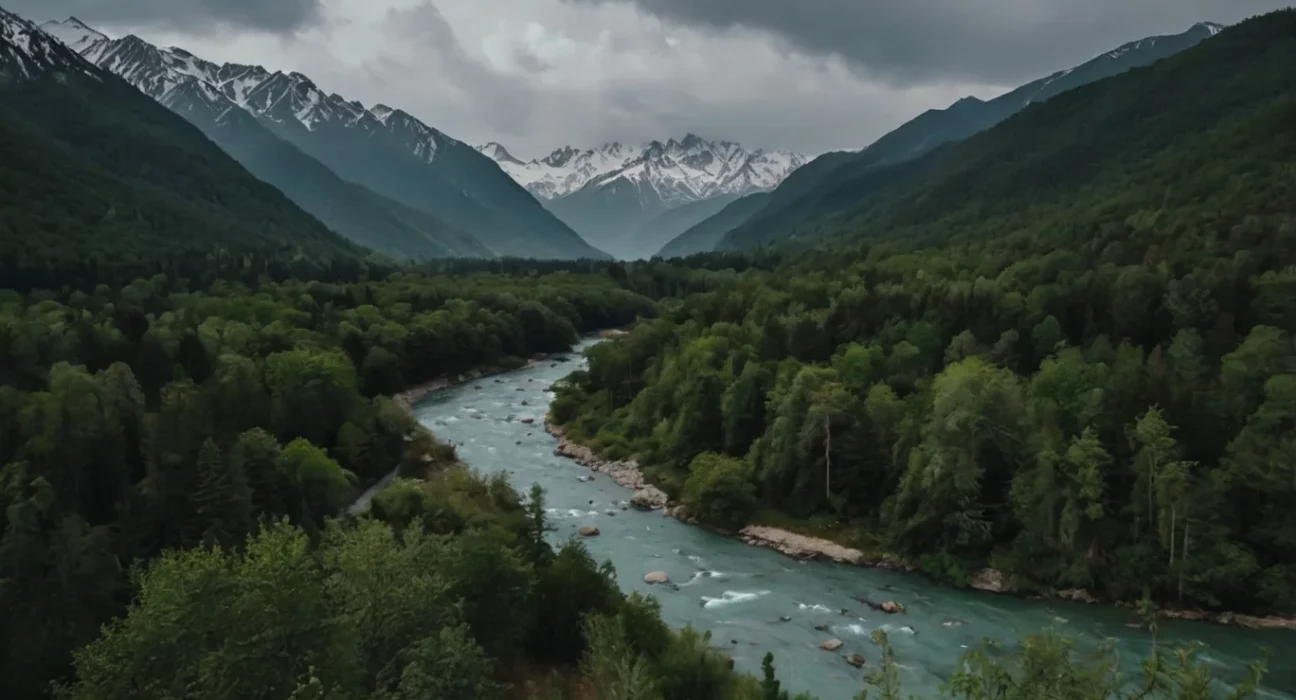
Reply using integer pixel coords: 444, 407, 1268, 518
404, 340, 1295, 699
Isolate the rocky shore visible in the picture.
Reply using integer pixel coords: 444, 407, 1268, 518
969, 567, 1296, 630
545, 419, 669, 509
547, 419, 1296, 630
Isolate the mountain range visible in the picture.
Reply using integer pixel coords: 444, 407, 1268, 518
40, 17, 606, 262
660, 20, 1227, 257
478, 136, 806, 259
0, 6, 364, 289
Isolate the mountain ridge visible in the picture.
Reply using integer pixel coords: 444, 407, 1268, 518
659, 20, 1227, 256
0, 5, 369, 290
479, 135, 805, 259
43, 16, 606, 260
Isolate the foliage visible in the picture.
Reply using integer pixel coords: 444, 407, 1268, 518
555, 11, 1296, 615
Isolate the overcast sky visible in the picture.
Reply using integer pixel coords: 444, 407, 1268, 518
9, 0, 1292, 159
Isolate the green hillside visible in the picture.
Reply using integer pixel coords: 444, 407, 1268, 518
714, 22, 1224, 253
554, 11, 1296, 618
0, 29, 365, 290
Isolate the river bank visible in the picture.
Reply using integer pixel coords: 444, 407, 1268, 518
544, 414, 1296, 631
407, 342, 1295, 698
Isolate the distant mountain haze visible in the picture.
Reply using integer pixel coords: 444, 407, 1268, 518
478, 136, 805, 259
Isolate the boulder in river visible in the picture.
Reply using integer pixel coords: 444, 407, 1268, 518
630, 487, 668, 510
520, 417, 535, 424
845, 653, 866, 668
971, 568, 1008, 594
818, 639, 844, 652
881, 601, 905, 614
814, 624, 829, 632
578, 525, 600, 537
644, 571, 670, 584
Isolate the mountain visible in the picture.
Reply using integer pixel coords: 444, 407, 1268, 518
656, 192, 772, 258
796, 13, 1293, 252
0, 6, 364, 291
694, 21, 1225, 254
40, 19, 491, 262
43, 21, 604, 261
480, 136, 806, 259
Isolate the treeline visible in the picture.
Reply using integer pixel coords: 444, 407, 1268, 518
555, 160, 1296, 616
0, 267, 652, 698
553, 12, 1296, 619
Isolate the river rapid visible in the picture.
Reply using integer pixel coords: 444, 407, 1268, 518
404, 339, 1295, 699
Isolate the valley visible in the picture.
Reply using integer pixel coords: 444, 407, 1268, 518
2, 3, 1295, 700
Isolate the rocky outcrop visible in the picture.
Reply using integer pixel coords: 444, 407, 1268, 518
547, 420, 668, 509
644, 571, 670, 584
631, 487, 669, 510
738, 526, 868, 566
1056, 588, 1099, 604
971, 568, 1009, 594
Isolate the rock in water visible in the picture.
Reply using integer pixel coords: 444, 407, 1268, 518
818, 639, 844, 652
814, 624, 829, 632
578, 525, 600, 537
881, 601, 906, 614
845, 653, 866, 668
644, 571, 671, 584
971, 567, 1008, 593
630, 487, 668, 510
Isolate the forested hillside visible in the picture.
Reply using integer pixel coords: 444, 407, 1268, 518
553, 11, 1296, 616
0, 13, 365, 290
0, 265, 658, 699
710, 21, 1230, 253
0, 4, 1286, 700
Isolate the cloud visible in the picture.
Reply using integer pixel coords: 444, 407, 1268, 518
4, 0, 324, 34
20, 0, 1284, 160
562, 0, 1292, 85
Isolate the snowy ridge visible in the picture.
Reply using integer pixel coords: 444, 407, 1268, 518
1, 8, 98, 80
479, 135, 807, 204
40, 17, 451, 165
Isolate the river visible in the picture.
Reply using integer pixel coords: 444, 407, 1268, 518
400, 339, 1295, 699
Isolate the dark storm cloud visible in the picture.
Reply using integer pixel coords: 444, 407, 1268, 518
564, 0, 1292, 85
5, 0, 323, 33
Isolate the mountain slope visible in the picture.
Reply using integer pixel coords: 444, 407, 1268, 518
805, 12, 1296, 251
482, 136, 805, 259
47, 21, 603, 261
40, 20, 490, 261
630, 194, 740, 259
711, 21, 1224, 253
0, 7, 365, 290
657, 192, 772, 258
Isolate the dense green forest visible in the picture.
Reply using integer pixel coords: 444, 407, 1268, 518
0, 6, 1288, 699
553, 11, 1296, 617
0, 264, 661, 698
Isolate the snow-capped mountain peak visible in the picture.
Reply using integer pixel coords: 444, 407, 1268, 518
37, 16, 104, 52
476, 142, 524, 165
480, 136, 807, 203
39, 17, 455, 165
3, 10, 98, 79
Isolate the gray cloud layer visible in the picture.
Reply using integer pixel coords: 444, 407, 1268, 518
565, 0, 1291, 85
4, 0, 323, 33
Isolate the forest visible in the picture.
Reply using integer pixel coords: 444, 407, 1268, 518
552, 12, 1296, 617
2, 7, 1292, 700
0, 258, 1272, 700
